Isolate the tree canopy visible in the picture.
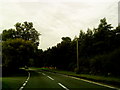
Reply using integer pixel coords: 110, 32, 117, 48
2, 38, 35, 69
2, 22, 41, 76
39, 18, 120, 76
2, 18, 120, 77
2, 21, 40, 46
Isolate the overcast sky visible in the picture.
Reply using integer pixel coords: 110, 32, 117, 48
0, 0, 119, 50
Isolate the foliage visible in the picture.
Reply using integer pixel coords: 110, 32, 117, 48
39, 68, 120, 87
2, 18, 120, 77
1, 21, 42, 76
2, 38, 35, 70
40, 18, 120, 76
2, 21, 40, 46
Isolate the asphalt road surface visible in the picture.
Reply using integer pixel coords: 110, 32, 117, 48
22, 69, 117, 90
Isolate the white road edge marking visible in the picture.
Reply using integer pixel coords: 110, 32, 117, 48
58, 83, 69, 90
68, 76, 120, 90
47, 76, 54, 80
19, 86, 24, 90
19, 71, 30, 90
23, 83, 26, 86
48, 72, 120, 89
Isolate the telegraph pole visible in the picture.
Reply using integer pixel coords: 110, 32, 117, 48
76, 37, 79, 73
118, 1, 120, 26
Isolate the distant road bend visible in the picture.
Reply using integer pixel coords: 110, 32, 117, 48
21, 69, 119, 90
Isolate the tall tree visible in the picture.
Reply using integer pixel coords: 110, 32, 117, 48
2, 22, 41, 76
2, 38, 35, 69
2, 21, 41, 46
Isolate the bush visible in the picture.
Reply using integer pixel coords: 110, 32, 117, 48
89, 48, 120, 76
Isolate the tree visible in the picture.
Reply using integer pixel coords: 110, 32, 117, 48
33, 49, 44, 67
2, 29, 16, 41
42, 37, 76, 70
2, 21, 41, 46
94, 18, 113, 41
2, 38, 35, 70
32, 18, 120, 76
61, 37, 71, 43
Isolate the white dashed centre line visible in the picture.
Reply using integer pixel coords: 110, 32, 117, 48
47, 76, 54, 80
42, 73, 46, 75
58, 83, 69, 90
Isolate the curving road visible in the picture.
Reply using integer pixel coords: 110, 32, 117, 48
23, 69, 117, 90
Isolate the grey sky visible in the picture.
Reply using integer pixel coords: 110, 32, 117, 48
0, 0, 119, 50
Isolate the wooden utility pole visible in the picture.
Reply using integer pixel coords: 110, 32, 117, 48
76, 38, 79, 72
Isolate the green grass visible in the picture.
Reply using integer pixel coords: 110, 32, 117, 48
31, 67, 120, 88
2, 76, 27, 90
2, 69, 28, 90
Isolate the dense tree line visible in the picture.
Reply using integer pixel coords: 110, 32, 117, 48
41, 18, 120, 76
1, 22, 40, 76
1, 18, 120, 77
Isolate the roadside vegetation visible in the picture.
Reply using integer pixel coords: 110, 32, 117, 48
33, 67, 120, 88
1, 21, 40, 76
2, 69, 28, 90
1, 18, 120, 88
38, 18, 120, 77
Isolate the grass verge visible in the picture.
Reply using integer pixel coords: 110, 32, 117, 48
32, 67, 120, 88
2, 69, 28, 90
